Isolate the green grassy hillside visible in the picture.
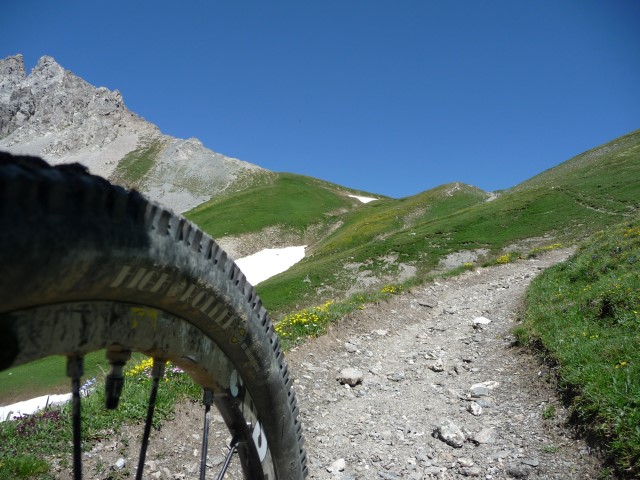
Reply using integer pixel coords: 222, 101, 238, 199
185, 172, 380, 238
517, 219, 640, 478
254, 129, 640, 314
259, 183, 491, 311
515, 129, 640, 212
182, 128, 640, 315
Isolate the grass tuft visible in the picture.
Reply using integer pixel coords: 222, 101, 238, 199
518, 218, 640, 477
274, 283, 405, 349
0, 455, 49, 480
111, 139, 165, 189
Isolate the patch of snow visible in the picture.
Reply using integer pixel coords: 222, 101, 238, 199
1, 378, 96, 422
235, 246, 306, 285
1, 393, 72, 422
348, 194, 377, 204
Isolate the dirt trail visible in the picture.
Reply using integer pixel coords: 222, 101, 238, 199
74, 248, 603, 479
286, 248, 601, 479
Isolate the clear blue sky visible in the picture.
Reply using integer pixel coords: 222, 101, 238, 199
2, 1, 639, 198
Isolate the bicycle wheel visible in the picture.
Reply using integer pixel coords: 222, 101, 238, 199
0, 151, 307, 479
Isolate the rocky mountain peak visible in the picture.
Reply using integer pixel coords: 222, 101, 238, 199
0, 54, 27, 102
0, 54, 267, 213
28, 55, 66, 97
0, 54, 25, 75
0, 54, 149, 157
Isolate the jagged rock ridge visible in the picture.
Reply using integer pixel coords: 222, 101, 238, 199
0, 54, 266, 212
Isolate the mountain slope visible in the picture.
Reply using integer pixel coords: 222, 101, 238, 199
0, 54, 264, 212
258, 183, 493, 312
513, 128, 640, 215
255, 130, 640, 314
185, 172, 383, 258
2, 54, 638, 316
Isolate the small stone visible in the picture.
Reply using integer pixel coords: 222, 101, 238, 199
461, 466, 482, 477
473, 316, 492, 325
471, 427, 495, 444
416, 298, 434, 307
521, 458, 539, 467
424, 466, 441, 475
470, 386, 491, 396
327, 458, 346, 473
374, 329, 388, 336
345, 342, 359, 353
430, 358, 445, 372
369, 363, 383, 375
506, 465, 530, 478
436, 419, 466, 448
114, 458, 126, 470
378, 472, 398, 479
470, 381, 499, 397
448, 388, 467, 400
387, 372, 405, 382
474, 397, 494, 408
337, 368, 363, 386
467, 402, 483, 416
457, 457, 474, 467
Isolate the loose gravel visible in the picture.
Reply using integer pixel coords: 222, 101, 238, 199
73, 248, 603, 479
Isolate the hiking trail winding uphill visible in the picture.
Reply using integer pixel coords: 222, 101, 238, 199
71, 249, 602, 479
285, 248, 601, 479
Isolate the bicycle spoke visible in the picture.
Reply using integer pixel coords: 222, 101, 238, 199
200, 390, 213, 480
215, 436, 240, 480
66, 355, 84, 480
135, 358, 166, 480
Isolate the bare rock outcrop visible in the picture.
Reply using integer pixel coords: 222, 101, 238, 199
0, 54, 267, 212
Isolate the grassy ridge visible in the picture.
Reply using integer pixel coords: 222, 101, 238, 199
516, 129, 640, 208
185, 129, 640, 317
258, 183, 490, 312
186, 172, 378, 238
313, 183, 488, 255
253, 130, 640, 315
516, 219, 640, 477
258, 180, 637, 315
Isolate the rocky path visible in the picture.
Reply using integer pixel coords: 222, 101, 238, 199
286, 248, 602, 479
75, 248, 603, 479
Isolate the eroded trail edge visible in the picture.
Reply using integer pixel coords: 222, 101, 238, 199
287, 248, 601, 479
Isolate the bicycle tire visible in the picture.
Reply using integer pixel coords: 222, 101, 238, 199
0, 151, 307, 479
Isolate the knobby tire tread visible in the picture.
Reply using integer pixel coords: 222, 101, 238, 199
0, 151, 308, 479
